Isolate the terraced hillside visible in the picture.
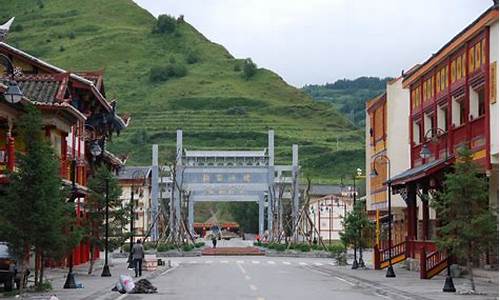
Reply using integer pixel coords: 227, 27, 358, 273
1, 0, 364, 180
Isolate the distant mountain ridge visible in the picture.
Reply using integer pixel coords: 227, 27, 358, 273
2, 0, 364, 180
303, 77, 392, 127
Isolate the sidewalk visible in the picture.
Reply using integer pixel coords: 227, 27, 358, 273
317, 263, 499, 300
3, 256, 169, 300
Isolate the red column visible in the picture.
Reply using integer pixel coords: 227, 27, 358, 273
406, 183, 417, 242
6, 135, 15, 172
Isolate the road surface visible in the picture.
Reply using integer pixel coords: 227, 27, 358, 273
117, 256, 388, 300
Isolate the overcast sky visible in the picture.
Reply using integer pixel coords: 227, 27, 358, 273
134, 0, 492, 87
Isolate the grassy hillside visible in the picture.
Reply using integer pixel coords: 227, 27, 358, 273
2, 0, 364, 181
303, 77, 391, 127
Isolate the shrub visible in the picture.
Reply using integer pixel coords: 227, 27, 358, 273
149, 63, 187, 83
169, 56, 176, 63
152, 14, 177, 34
194, 242, 205, 248
157, 243, 176, 252
122, 244, 130, 253
59, 45, 65, 52
181, 244, 194, 252
233, 63, 241, 72
225, 106, 247, 116
186, 51, 199, 64
11, 24, 23, 32
68, 31, 76, 39
143, 241, 156, 250
242, 58, 257, 80
329, 244, 347, 265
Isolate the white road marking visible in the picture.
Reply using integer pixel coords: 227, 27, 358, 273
299, 262, 307, 266
237, 260, 244, 264
115, 294, 127, 300
249, 284, 258, 291
245, 275, 251, 280
257, 297, 265, 300
267, 260, 276, 265
188, 260, 197, 264
237, 262, 247, 274
205, 260, 213, 264
252, 260, 260, 264
282, 261, 291, 265
329, 262, 336, 266
314, 262, 323, 266
221, 260, 229, 264
334, 276, 356, 286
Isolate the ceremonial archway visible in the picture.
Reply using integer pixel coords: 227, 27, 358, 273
151, 130, 300, 240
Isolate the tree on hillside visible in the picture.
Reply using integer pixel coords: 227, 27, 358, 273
152, 14, 177, 34
432, 147, 497, 293
0, 105, 78, 290
242, 58, 257, 80
85, 166, 125, 274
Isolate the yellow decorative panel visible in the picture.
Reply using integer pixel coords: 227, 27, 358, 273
469, 48, 475, 72
475, 43, 481, 70
482, 39, 486, 65
451, 60, 456, 83
462, 54, 467, 77
436, 73, 441, 93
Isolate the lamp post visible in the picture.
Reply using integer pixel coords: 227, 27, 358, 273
0, 54, 23, 104
128, 169, 145, 269
101, 177, 112, 277
63, 159, 78, 289
370, 154, 395, 278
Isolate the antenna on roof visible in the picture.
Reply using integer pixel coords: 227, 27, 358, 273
0, 17, 15, 42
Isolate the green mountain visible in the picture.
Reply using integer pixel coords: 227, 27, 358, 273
2, 0, 364, 180
303, 77, 391, 127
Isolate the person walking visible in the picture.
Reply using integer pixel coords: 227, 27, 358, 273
132, 239, 145, 277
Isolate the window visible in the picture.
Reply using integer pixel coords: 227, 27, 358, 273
424, 112, 434, 136
413, 120, 421, 144
470, 86, 485, 119
437, 105, 448, 131
452, 95, 465, 126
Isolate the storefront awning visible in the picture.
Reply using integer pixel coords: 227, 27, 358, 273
390, 158, 451, 186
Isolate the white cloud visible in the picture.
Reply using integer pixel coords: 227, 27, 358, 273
134, 0, 492, 87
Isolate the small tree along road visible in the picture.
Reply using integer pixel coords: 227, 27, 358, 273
432, 147, 497, 293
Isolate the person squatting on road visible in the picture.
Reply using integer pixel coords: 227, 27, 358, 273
132, 239, 145, 277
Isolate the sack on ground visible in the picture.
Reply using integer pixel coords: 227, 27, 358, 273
119, 274, 135, 293
131, 279, 158, 294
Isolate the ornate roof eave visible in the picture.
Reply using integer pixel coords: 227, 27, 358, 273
102, 149, 126, 167
0, 42, 113, 112
402, 6, 499, 88
0, 82, 86, 122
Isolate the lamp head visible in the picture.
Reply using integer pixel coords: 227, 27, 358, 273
4, 81, 22, 104
90, 141, 102, 157
419, 144, 432, 159
356, 168, 362, 177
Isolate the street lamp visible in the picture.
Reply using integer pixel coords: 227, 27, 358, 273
0, 54, 23, 104
101, 177, 112, 277
128, 169, 146, 269
419, 128, 455, 292
63, 159, 78, 289
420, 128, 448, 160
371, 154, 395, 278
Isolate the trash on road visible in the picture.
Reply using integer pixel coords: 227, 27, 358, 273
130, 279, 158, 294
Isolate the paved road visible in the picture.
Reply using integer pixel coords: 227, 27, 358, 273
118, 256, 387, 300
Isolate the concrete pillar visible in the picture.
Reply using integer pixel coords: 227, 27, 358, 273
188, 197, 194, 235
174, 130, 183, 238
268, 130, 274, 166
259, 194, 265, 237
267, 192, 273, 239
151, 144, 159, 241
292, 144, 299, 236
